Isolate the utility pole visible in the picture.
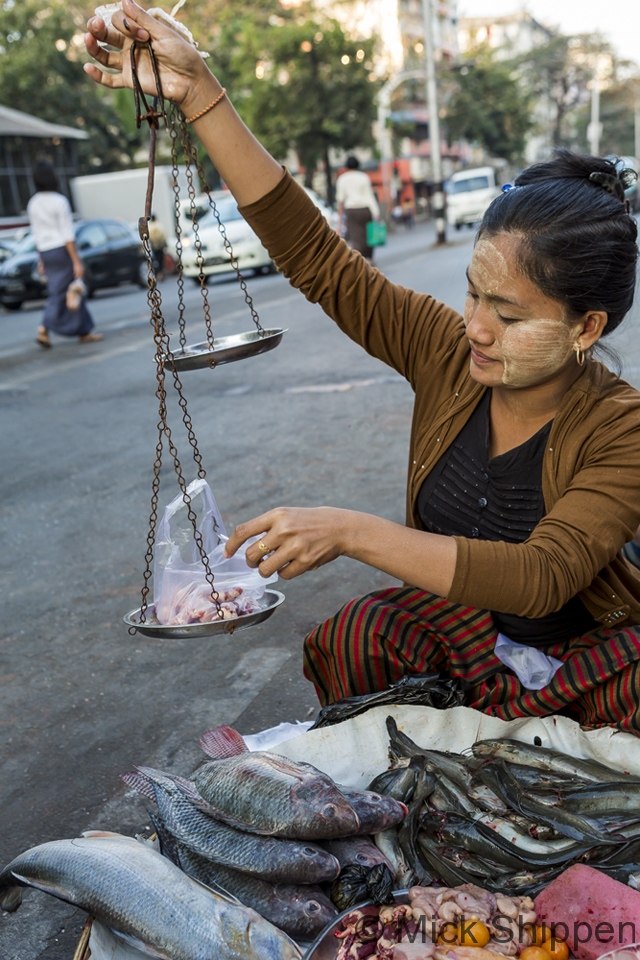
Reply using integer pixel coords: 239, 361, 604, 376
421, 0, 446, 244
635, 82, 640, 163
587, 57, 606, 157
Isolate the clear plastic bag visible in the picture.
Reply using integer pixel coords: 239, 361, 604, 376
494, 632, 563, 690
153, 479, 277, 625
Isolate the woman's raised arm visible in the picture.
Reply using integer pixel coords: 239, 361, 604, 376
84, 0, 284, 205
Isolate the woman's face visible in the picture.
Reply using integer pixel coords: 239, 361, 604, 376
464, 232, 585, 389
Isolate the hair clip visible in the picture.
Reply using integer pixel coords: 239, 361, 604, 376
589, 171, 624, 199
501, 183, 517, 192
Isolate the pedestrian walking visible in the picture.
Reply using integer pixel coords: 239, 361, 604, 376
335, 156, 380, 263
148, 213, 167, 280
401, 196, 415, 229
27, 162, 101, 348
86, 2, 640, 735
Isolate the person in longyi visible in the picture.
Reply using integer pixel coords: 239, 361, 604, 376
85, 1, 640, 734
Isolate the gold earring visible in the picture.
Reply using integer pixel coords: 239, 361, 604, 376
575, 345, 585, 366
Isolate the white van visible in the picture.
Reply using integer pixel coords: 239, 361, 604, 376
446, 166, 501, 229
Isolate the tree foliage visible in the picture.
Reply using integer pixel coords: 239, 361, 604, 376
0, 0, 144, 172
208, 7, 379, 202
443, 49, 532, 162
511, 34, 616, 148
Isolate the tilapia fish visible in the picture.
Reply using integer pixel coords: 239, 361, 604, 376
342, 789, 408, 834
321, 836, 394, 871
190, 752, 360, 839
128, 769, 340, 884
155, 820, 337, 941
0, 832, 301, 960
200, 726, 402, 835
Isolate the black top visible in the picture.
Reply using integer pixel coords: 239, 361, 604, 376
417, 392, 596, 646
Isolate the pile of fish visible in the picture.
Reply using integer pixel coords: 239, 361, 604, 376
334, 883, 537, 959
0, 831, 301, 960
371, 717, 640, 897
123, 725, 408, 941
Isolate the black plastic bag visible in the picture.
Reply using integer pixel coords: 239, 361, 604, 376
330, 863, 395, 911
311, 674, 469, 729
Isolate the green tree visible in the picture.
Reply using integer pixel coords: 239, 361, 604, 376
210, 11, 380, 203
443, 49, 532, 162
0, 0, 144, 172
512, 34, 615, 148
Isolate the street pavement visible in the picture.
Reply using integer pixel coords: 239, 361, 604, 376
1, 219, 639, 959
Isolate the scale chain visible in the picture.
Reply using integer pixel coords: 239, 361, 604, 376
168, 119, 188, 353
130, 40, 224, 627
176, 112, 217, 354
177, 109, 267, 337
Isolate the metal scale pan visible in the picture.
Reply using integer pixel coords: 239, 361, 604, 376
168, 328, 287, 372
123, 588, 285, 639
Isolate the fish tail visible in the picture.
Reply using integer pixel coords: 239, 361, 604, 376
121, 771, 156, 801
1, 885, 23, 912
199, 725, 248, 759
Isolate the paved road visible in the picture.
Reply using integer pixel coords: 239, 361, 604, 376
1, 220, 639, 959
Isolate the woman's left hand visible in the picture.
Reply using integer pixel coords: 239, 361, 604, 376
224, 506, 352, 580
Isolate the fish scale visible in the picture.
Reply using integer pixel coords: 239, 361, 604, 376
0, 834, 301, 960
142, 771, 341, 884
190, 752, 360, 838
156, 827, 338, 941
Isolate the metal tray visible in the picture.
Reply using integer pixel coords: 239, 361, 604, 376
304, 891, 409, 960
123, 589, 285, 639
168, 328, 286, 372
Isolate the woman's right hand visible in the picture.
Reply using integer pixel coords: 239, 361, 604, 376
84, 0, 217, 117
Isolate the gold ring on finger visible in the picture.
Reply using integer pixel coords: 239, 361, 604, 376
257, 540, 270, 554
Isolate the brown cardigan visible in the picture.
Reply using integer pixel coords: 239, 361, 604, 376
241, 171, 640, 631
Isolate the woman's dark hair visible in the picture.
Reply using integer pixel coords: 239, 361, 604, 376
345, 155, 360, 170
478, 150, 638, 334
33, 162, 60, 193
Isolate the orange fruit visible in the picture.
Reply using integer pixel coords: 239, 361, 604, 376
520, 946, 553, 960
542, 937, 569, 960
534, 927, 549, 946
438, 922, 459, 945
457, 919, 491, 947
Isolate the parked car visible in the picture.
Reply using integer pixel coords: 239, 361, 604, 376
0, 218, 146, 310
179, 194, 274, 281
0, 237, 17, 264
445, 166, 501, 230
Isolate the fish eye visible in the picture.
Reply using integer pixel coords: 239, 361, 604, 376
307, 901, 321, 913
356, 853, 367, 863
321, 803, 337, 819
303, 846, 319, 857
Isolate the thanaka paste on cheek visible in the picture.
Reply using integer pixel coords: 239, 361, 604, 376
500, 317, 578, 387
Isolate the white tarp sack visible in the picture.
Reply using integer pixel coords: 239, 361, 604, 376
87, 704, 640, 959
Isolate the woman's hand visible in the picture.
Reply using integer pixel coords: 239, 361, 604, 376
83, 0, 216, 116
225, 506, 458, 597
224, 506, 354, 580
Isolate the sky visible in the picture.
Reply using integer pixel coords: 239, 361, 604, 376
458, 0, 640, 65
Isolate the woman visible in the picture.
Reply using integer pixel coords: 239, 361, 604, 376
27, 162, 101, 347
85, 3, 640, 734
336, 155, 380, 262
